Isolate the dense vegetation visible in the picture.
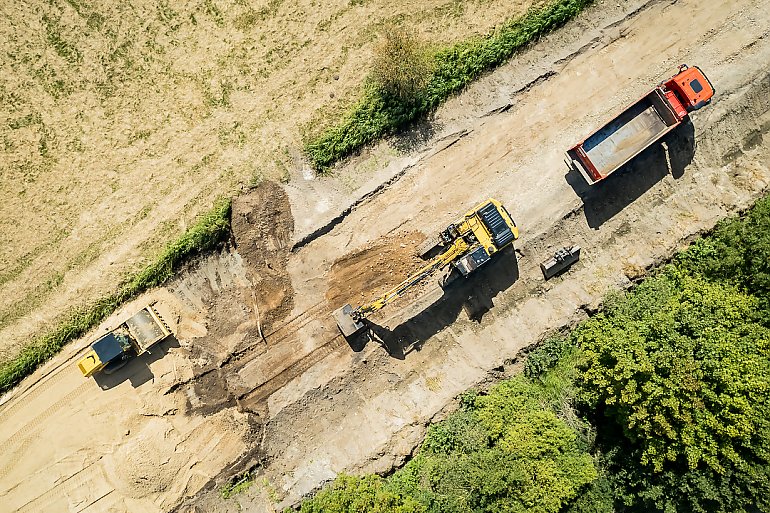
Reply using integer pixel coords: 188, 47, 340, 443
292, 195, 770, 512
305, 0, 593, 171
297, 359, 594, 513
0, 198, 231, 393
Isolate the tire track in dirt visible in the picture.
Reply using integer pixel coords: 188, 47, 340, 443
0, 381, 92, 481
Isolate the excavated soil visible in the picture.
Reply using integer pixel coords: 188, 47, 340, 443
326, 231, 426, 309
179, 181, 296, 415
231, 181, 295, 334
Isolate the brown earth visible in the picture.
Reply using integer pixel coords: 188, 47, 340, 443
325, 231, 426, 308
231, 181, 295, 334
2, 0, 770, 512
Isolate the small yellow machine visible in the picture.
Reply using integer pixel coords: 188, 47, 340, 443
78, 303, 172, 377
333, 198, 519, 337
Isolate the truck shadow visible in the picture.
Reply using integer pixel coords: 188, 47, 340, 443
94, 336, 181, 390
353, 246, 520, 359
565, 119, 696, 229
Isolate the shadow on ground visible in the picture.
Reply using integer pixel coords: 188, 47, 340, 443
94, 336, 180, 390
390, 117, 442, 155
350, 246, 520, 359
565, 119, 696, 229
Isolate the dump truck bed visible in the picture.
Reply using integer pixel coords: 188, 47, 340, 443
569, 88, 683, 184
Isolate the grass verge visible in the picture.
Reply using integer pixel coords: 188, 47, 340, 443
305, 0, 593, 171
0, 198, 232, 394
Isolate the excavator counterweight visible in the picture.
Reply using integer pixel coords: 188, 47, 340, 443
333, 199, 518, 337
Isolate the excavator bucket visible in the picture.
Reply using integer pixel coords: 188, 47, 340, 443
333, 304, 366, 338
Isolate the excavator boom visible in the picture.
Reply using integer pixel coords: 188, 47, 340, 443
333, 238, 468, 337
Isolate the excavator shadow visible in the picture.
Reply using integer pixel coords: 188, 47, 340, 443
94, 336, 181, 390
361, 246, 520, 359
565, 119, 696, 229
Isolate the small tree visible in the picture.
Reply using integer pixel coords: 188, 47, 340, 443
371, 27, 431, 103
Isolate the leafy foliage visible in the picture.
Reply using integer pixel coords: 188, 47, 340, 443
296, 374, 597, 513
524, 336, 573, 378
295, 475, 425, 513
0, 198, 231, 393
677, 194, 770, 311
305, 0, 593, 171
575, 269, 770, 512
578, 270, 770, 474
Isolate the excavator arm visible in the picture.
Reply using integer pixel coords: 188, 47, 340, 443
332, 198, 519, 338
333, 238, 470, 336
358, 238, 470, 315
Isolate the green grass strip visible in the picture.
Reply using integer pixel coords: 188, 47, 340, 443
0, 198, 232, 393
305, 0, 593, 171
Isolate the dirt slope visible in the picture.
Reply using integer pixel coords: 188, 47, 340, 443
2, 0, 770, 512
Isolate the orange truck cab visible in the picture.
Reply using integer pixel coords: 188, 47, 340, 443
662, 64, 715, 112
568, 64, 715, 185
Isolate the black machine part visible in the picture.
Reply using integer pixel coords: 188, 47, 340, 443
332, 303, 366, 338
92, 332, 132, 365
540, 246, 581, 279
477, 203, 515, 249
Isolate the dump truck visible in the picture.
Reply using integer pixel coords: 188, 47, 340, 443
568, 64, 715, 185
333, 198, 519, 337
77, 303, 173, 377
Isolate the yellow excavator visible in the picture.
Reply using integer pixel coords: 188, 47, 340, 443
333, 198, 519, 337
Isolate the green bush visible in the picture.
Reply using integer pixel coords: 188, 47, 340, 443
294, 474, 425, 513
296, 371, 597, 513
371, 27, 431, 103
306, 0, 593, 171
0, 198, 231, 393
677, 194, 770, 311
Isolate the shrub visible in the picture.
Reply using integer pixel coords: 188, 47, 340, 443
371, 27, 431, 103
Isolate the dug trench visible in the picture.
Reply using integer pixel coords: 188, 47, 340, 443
173, 181, 296, 417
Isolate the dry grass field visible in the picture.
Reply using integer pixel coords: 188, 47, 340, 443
0, 0, 536, 364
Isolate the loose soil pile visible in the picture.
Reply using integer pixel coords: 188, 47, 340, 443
232, 181, 295, 334
326, 231, 427, 308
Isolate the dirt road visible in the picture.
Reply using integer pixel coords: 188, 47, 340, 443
2, 0, 770, 511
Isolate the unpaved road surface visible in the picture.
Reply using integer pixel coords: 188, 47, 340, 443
3, 0, 770, 511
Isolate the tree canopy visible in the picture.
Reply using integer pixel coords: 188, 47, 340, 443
576, 270, 770, 512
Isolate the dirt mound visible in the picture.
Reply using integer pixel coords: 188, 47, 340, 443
326, 231, 427, 308
232, 182, 295, 333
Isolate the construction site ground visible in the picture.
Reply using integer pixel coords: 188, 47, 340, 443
2, 0, 770, 512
